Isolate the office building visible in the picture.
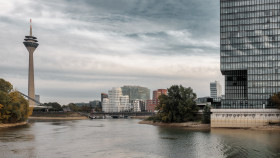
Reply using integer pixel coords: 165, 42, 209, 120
102, 87, 131, 112
101, 93, 108, 102
210, 81, 222, 98
220, 0, 280, 108
121, 85, 150, 102
35, 94, 40, 106
131, 100, 146, 112
146, 89, 167, 112
89, 100, 101, 109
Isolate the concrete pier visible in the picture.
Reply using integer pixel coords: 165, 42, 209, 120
211, 109, 280, 128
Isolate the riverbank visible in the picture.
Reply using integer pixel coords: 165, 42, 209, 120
0, 122, 28, 128
140, 120, 280, 131
249, 124, 280, 131
130, 116, 150, 119
139, 120, 210, 130
29, 112, 88, 120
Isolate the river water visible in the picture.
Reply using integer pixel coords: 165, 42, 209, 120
0, 119, 279, 158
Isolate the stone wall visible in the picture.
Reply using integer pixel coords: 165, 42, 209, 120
211, 109, 280, 128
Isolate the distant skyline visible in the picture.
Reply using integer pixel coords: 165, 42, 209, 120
0, 0, 223, 104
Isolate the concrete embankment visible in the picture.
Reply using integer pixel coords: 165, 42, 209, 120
211, 109, 280, 128
0, 122, 28, 128
139, 120, 210, 130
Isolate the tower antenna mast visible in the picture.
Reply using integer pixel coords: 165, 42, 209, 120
30, 19, 32, 36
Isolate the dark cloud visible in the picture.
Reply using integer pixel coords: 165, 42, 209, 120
0, 0, 223, 104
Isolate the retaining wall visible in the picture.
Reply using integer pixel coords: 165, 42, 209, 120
211, 109, 280, 128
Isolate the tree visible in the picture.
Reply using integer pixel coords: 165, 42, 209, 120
43, 102, 63, 111
68, 103, 79, 112
0, 78, 30, 123
0, 78, 13, 93
155, 85, 198, 123
202, 105, 211, 124
268, 92, 280, 109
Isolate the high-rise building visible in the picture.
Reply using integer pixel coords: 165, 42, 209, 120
102, 87, 131, 112
101, 93, 108, 109
101, 93, 108, 102
35, 94, 40, 106
121, 85, 150, 102
146, 89, 167, 112
220, 0, 280, 108
210, 81, 222, 98
89, 100, 101, 109
23, 19, 39, 107
131, 100, 146, 112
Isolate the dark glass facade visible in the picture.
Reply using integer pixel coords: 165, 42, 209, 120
220, 0, 280, 108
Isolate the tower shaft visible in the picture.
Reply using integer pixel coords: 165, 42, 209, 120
23, 19, 39, 107
28, 48, 35, 107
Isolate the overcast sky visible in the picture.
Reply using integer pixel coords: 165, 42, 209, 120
0, 0, 223, 105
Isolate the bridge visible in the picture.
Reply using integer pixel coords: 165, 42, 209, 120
78, 111, 155, 119
17, 91, 50, 109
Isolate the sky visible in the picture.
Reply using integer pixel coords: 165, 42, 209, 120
0, 0, 223, 105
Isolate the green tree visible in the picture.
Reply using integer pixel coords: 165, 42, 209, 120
68, 103, 79, 112
43, 102, 63, 111
156, 85, 198, 123
268, 92, 280, 109
0, 78, 29, 123
202, 105, 211, 124
0, 78, 13, 93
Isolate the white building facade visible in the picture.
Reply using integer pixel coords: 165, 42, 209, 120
210, 81, 222, 101
132, 100, 141, 112
102, 87, 131, 112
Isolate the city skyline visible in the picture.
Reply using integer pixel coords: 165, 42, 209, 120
0, 0, 222, 104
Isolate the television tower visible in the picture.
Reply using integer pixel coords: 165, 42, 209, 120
23, 19, 39, 107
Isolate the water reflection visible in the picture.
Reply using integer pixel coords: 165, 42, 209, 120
0, 119, 279, 158
0, 125, 36, 158
211, 128, 280, 158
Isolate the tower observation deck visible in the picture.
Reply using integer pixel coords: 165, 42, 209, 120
23, 19, 39, 107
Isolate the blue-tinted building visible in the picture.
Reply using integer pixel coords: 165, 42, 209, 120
220, 0, 280, 108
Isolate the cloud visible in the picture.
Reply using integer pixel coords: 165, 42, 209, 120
0, 0, 222, 104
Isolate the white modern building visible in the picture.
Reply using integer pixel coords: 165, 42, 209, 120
132, 100, 141, 112
102, 87, 131, 112
210, 81, 222, 101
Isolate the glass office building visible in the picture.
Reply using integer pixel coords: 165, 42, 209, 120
220, 0, 280, 108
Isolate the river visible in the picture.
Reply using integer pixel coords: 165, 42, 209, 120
0, 119, 279, 158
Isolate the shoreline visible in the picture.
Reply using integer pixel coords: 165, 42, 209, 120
249, 125, 280, 131
28, 116, 88, 120
0, 122, 28, 128
139, 120, 210, 130
130, 116, 151, 119
139, 120, 280, 131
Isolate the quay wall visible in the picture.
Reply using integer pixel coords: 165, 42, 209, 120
211, 109, 280, 128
